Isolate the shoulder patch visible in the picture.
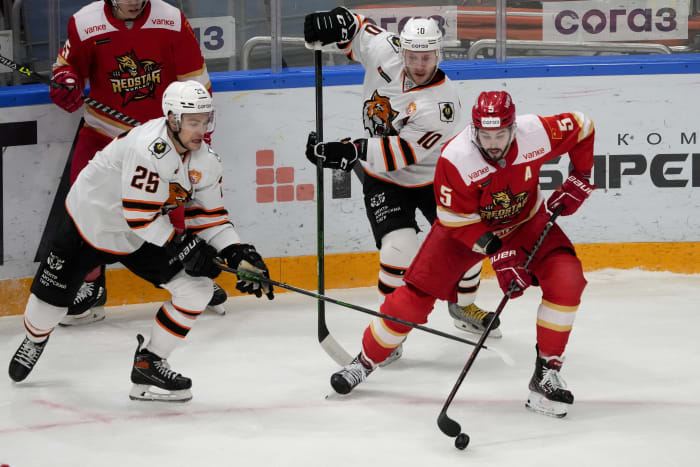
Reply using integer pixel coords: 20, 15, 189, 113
439, 102, 455, 122
189, 169, 202, 185
387, 35, 401, 53
148, 137, 172, 159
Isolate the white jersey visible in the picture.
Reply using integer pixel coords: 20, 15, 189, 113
66, 117, 240, 254
341, 15, 463, 187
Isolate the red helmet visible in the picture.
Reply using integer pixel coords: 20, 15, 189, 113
472, 91, 515, 130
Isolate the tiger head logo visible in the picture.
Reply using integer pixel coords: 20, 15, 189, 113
492, 189, 515, 208
167, 183, 192, 207
116, 53, 140, 77
363, 90, 399, 137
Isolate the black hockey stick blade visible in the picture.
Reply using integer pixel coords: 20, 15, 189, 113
437, 205, 565, 441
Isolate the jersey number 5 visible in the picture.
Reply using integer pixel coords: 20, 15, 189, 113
439, 185, 452, 206
557, 117, 573, 131
131, 166, 160, 193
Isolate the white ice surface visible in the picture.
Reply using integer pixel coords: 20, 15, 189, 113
1, 269, 699, 466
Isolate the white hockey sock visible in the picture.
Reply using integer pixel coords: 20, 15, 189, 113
457, 262, 483, 306
24, 294, 66, 342
147, 300, 200, 359
378, 228, 419, 305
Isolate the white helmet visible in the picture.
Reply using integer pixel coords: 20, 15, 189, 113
162, 80, 215, 132
400, 17, 442, 55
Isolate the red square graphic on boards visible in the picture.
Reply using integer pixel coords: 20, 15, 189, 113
276, 185, 294, 202
256, 150, 274, 167
256, 168, 274, 185
276, 167, 294, 184
296, 184, 314, 201
256, 186, 274, 203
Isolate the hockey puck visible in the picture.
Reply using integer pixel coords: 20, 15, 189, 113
454, 433, 470, 450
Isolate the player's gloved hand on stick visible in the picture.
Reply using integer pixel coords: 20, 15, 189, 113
304, 6, 357, 45
50, 69, 84, 113
490, 248, 532, 299
305, 131, 366, 172
546, 170, 595, 216
472, 231, 502, 256
220, 244, 274, 300
167, 232, 221, 279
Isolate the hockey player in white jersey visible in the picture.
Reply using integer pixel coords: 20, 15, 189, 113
304, 9, 500, 362
8, 80, 274, 402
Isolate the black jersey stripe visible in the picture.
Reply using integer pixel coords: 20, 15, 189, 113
122, 199, 162, 211
126, 213, 160, 229
398, 138, 416, 166
381, 137, 397, 171
184, 207, 228, 218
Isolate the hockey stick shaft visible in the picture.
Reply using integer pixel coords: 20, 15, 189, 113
437, 205, 565, 438
312, 47, 353, 366
0, 54, 141, 127
215, 261, 509, 355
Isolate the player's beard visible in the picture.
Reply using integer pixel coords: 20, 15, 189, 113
113, 1, 148, 21
405, 65, 437, 86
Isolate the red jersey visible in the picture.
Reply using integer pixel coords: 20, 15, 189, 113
53, 0, 210, 139
434, 112, 595, 248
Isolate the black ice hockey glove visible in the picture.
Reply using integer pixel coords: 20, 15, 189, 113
305, 131, 367, 172
167, 232, 221, 279
304, 7, 357, 45
472, 231, 502, 256
221, 244, 274, 300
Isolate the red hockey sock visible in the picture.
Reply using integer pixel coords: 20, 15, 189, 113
361, 285, 436, 364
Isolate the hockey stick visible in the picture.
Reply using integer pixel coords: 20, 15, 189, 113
308, 44, 354, 366
0, 53, 141, 127
214, 261, 513, 364
437, 205, 565, 449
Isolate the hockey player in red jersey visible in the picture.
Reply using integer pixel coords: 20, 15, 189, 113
330, 90, 595, 418
9, 81, 274, 402
304, 9, 499, 366
48, 0, 227, 325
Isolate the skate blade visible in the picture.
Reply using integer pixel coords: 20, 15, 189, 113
453, 319, 503, 338
59, 307, 106, 327
378, 348, 403, 368
525, 391, 568, 418
206, 304, 227, 315
129, 384, 192, 402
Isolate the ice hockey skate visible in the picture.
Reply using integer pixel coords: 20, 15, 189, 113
60, 274, 107, 326
448, 302, 502, 338
206, 282, 227, 315
525, 346, 574, 418
129, 334, 192, 402
330, 352, 375, 395
378, 342, 403, 368
9, 336, 49, 382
